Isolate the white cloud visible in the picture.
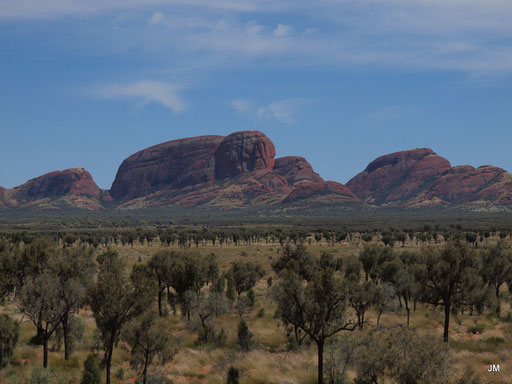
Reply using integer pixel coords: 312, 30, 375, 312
3, 0, 512, 73
230, 99, 252, 112
257, 100, 298, 125
91, 81, 185, 113
231, 98, 301, 125
149, 11, 164, 26
302, 28, 318, 36
274, 24, 292, 37
0, 0, 275, 20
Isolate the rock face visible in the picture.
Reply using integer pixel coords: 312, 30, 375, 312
6, 133, 512, 212
110, 135, 224, 201
214, 131, 276, 179
274, 156, 323, 186
1, 168, 104, 210
17, 168, 101, 200
110, 131, 357, 208
348, 149, 512, 207
283, 181, 358, 204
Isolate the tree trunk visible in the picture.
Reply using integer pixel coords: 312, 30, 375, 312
62, 320, 69, 360
404, 297, 410, 328
43, 338, 49, 368
105, 338, 115, 384
158, 288, 163, 317
317, 339, 324, 384
443, 302, 451, 343
496, 285, 501, 314
143, 352, 149, 384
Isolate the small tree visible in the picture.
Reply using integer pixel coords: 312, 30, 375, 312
237, 319, 253, 352
273, 269, 356, 384
0, 314, 19, 375
414, 241, 482, 342
18, 272, 62, 367
148, 251, 174, 317
226, 366, 240, 384
90, 251, 155, 384
481, 240, 512, 314
122, 310, 175, 384
80, 354, 101, 384
348, 280, 378, 329
49, 247, 95, 360
272, 243, 316, 281
190, 291, 228, 344
229, 262, 265, 297
352, 329, 449, 384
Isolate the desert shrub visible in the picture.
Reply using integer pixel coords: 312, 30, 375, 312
227, 366, 240, 384
247, 289, 255, 307
237, 319, 253, 352
115, 367, 124, 380
352, 329, 449, 384
325, 335, 354, 384
80, 354, 101, 384
484, 336, 505, 345
0, 314, 19, 370
28, 366, 56, 384
50, 356, 79, 370
52, 317, 85, 354
467, 323, 485, 334
257, 308, 265, 318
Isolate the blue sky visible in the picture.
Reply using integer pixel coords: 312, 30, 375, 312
1, 0, 511, 189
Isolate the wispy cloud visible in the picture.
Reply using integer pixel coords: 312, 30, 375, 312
3, 0, 512, 74
231, 98, 302, 124
91, 81, 186, 113
230, 99, 252, 112
273, 24, 292, 37
367, 106, 405, 121
149, 11, 164, 26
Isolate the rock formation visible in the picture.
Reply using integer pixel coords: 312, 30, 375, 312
348, 149, 512, 207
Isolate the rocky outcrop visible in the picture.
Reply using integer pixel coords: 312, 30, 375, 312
347, 148, 452, 204
274, 156, 323, 185
110, 135, 224, 200
283, 181, 358, 204
214, 131, 276, 179
109, 130, 357, 208
1, 168, 104, 210
16, 168, 101, 200
6, 133, 512, 212
348, 149, 512, 207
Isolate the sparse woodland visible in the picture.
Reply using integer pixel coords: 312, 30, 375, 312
1, 225, 512, 384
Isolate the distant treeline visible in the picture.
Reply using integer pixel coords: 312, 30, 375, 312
0, 224, 510, 250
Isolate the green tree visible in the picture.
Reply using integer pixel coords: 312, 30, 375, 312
237, 319, 253, 352
122, 311, 175, 384
189, 292, 228, 344
90, 250, 155, 384
348, 280, 379, 329
273, 269, 355, 384
226, 367, 239, 384
18, 272, 62, 367
0, 314, 19, 375
272, 243, 316, 281
49, 247, 95, 360
414, 241, 482, 342
228, 262, 265, 297
148, 251, 174, 317
352, 329, 449, 384
80, 354, 101, 384
481, 240, 512, 314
